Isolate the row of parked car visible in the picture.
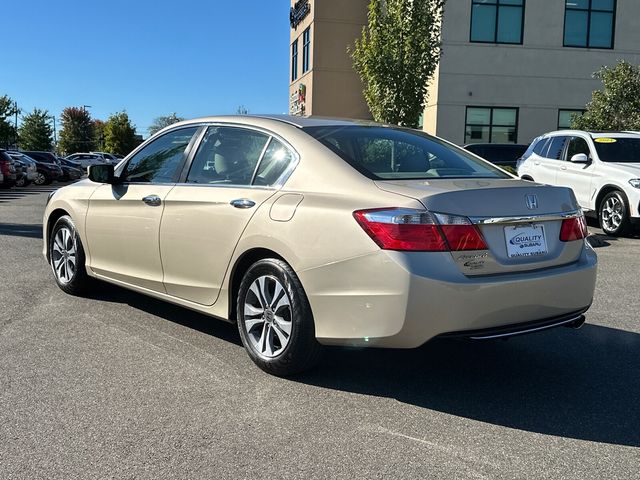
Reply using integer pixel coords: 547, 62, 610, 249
0, 151, 122, 188
466, 129, 640, 236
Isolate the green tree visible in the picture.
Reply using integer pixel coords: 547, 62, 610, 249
59, 107, 95, 154
351, 0, 445, 127
18, 108, 53, 151
93, 119, 106, 151
573, 60, 640, 131
0, 95, 19, 149
104, 111, 138, 156
148, 112, 184, 136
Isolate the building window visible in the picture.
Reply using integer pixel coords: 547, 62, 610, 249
291, 39, 298, 82
465, 107, 518, 144
558, 109, 586, 129
302, 27, 311, 73
564, 0, 615, 49
470, 0, 525, 44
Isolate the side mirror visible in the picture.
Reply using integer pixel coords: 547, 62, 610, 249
88, 164, 115, 183
570, 153, 589, 163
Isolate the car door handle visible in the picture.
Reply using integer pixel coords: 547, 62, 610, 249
230, 198, 256, 209
560, 166, 567, 170
142, 195, 162, 206
534, 161, 541, 165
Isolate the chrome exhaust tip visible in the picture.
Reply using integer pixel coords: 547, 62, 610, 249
566, 315, 586, 330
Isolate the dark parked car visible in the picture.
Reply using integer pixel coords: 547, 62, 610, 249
463, 143, 529, 169
55, 157, 83, 181
0, 150, 17, 188
20, 151, 64, 185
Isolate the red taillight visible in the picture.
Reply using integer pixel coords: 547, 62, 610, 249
0, 160, 9, 175
353, 208, 487, 252
440, 225, 488, 251
560, 216, 588, 241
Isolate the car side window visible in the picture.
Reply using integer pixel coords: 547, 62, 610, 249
566, 136, 591, 160
186, 126, 270, 185
532, 138, 549, 156
253, 138, 295, 186
545, 137, 568, 160
121, 127, 198, 183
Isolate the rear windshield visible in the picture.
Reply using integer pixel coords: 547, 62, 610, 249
303, 126, 510, 180
593, 137, 640, 163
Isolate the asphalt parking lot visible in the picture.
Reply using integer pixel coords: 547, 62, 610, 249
1, 185, 639, 479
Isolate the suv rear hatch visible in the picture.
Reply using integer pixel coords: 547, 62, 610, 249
376, 178, 587, 276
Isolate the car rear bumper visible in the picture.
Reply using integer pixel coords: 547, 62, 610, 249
301, 244, 597, 348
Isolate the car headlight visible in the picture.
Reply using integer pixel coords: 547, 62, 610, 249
629, 179, 640, 189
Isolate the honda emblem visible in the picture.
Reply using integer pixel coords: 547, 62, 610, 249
525, 194, 539, 210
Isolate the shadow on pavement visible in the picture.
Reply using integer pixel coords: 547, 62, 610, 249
296, 324, 640, 448
80, 280, 640, 448
587, 234, 615, 248
88, 281, 242, 347
0, 223, 43, 239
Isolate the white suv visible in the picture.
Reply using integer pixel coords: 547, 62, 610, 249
518, 130, 640, 236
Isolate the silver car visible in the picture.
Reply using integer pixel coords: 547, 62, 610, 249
43, 116, 597, 376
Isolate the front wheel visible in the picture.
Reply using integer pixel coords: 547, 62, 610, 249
50, 215, 92, 295
237, 259, 322, 376
599, 191, 630, 236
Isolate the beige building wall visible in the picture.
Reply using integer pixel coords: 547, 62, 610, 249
290, 0, 640, 145
289, 0, 371, 119
432, 0, 640, 144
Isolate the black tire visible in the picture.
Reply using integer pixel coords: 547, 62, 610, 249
598, 190, 630, 236
237, 258, 322, 376
49, 215, 92, 296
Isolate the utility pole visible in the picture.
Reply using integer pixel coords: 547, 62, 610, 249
14, 101, 18, 149
51, 115, 57, 153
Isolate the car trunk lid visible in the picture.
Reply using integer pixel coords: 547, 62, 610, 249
375, 178, 586, 275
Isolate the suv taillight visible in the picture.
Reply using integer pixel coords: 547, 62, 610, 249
560, 215, 588, 242
0, 159, 10, 175
353, 208, 488, 252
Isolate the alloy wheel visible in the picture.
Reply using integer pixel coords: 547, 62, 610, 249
243, 275, 293, 358
34, 172, 46, 185
51, 227, 77, 284
601, 196, 623, 232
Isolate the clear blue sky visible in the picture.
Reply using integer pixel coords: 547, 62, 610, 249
1, 0, 290, 137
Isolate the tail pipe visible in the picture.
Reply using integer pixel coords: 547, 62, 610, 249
565, 315, 586, 330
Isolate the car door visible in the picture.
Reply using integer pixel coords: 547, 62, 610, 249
159, 125, 297, 305
84, 126, 200, 291
534, 136, 568, 185
556, 135, 595, 208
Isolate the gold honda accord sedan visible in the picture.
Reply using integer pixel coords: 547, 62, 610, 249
43, 115, 597, 375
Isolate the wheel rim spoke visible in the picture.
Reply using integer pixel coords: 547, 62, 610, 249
53, 256, 64, 269
245, 317, 265, 333
244, 304, 264, 318
270, 281, 284, 309
272, 294, 290, 316
263, 326, 274, 356
249, 282, 265, 309
274, 315, 292, 336
272, 320, 290, 345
